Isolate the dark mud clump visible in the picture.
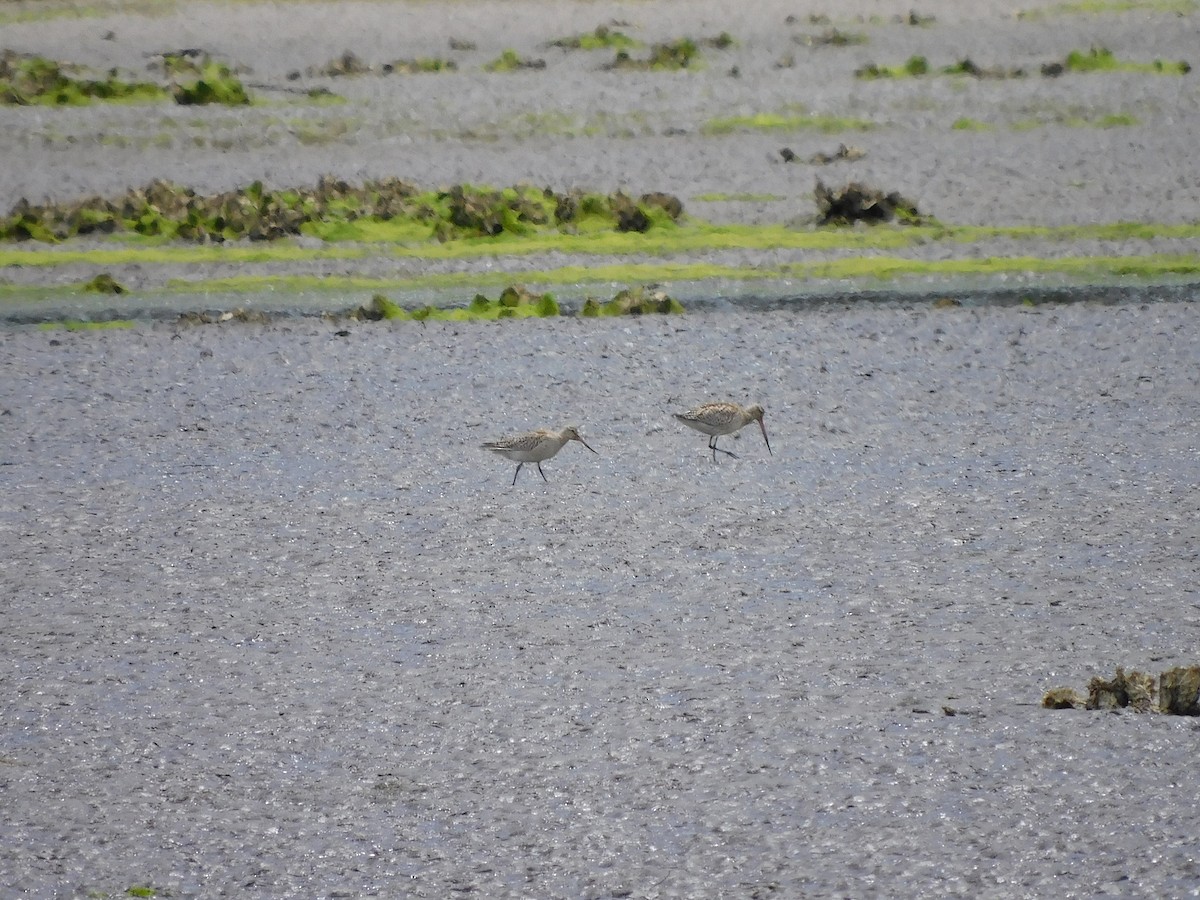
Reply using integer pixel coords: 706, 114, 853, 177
781, 144, 866, 165
813, 179, 926, 226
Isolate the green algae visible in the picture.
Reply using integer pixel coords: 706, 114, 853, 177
152, 253, 1200, 300
0, 52, 166, 106
702, 110, 874, 135
580, 286, 683, 316
952, 118, 993, 131
858, 47, 1190, 80
484, 50, 545, 72
4, 221, 1200, 274
353, 284, 681, 322
83, 272, 127, 294
0, 179, 683, 245
0, 0, 178, 26
608, 38, 702, 71
358, 285, 560, 321
0, 50, 250, 107
1060, 46, 1190, 74
779, 253, 1200, 282
693, 193, 786, 203
38, 318, 136, 331
549, 26, 640, 51
856, 55, 931, 79
171, 58, 250, 105
1018, 0, 1197, 15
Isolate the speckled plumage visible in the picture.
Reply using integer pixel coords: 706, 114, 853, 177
674, 401, 771, 461
482, 425, 597, 485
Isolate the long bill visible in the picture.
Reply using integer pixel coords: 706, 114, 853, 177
759, 420, 772, 455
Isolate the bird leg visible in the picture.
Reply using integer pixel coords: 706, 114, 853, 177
512, 463, 523, 486
710, 436, 738, 461
536, 462, 549, 483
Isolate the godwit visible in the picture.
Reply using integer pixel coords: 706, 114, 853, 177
674, 401, 771, 461
482, 425, 598, 485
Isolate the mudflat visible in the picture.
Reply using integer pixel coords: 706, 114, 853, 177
2, 2, 1200, 898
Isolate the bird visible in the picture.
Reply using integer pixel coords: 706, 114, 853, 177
674, 401, 771, 461
482, 425, 598, 485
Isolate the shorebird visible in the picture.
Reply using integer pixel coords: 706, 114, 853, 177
674, 401, 771, 461
482, 425, 598, 485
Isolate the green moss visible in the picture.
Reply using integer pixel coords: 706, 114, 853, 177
702, 110, 874, 135
124, 886, 156, 898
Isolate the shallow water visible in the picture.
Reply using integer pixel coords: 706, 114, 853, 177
2, 300, 1199, 897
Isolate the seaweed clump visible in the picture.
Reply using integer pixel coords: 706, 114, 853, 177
351, 284, 681, 322
153, 51, 251, 105
353, 285, 559, 321
0, 179, 684, 244
308, 51, 457, 77
1043, 46, 1191, 77
813, 180, 927, 226
580, 286, 683, 316
82, 273, 126, 294
549, 25, 639, 51
553, 190, 683, 233
0, 176, 421, 242
484, 50, 546, 72
607, 38, 702, 71
0, 50, 166, 105
1043, 665, 1200, 715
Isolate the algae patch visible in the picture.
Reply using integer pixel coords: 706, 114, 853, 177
549, 26, 640, 51
702, 109, 874, 135
350, 284, 680, 322
0, 178, 684, 245
355, 285, 560, 321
